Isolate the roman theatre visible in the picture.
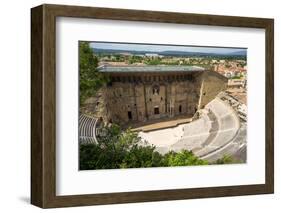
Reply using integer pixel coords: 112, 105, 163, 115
80, 65, 246, 162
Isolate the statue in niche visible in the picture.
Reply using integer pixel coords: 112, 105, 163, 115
152, 85, 160, 95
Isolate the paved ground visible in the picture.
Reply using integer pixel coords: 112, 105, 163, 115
139, 124, 185, 147
132, 117, 192, 132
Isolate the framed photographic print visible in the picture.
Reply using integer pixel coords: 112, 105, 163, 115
31, 4, 274, 208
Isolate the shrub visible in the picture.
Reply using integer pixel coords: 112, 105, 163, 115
80, 125, 209, 170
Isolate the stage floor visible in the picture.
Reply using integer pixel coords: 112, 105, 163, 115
132, 117, 192, 132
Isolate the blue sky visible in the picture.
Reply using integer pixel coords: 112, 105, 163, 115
89, 42, 246, 54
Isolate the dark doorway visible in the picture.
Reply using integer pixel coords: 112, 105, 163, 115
154, 107, 159, 115
179, 105, 182, 113
128, 111, 132, 120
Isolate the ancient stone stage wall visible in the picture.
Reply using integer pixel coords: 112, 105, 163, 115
84, 67, 227, 127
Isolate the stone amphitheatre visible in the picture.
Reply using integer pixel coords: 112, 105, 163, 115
79, 65, 247, 163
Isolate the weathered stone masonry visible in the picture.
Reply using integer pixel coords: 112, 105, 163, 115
86, 65, 227, 127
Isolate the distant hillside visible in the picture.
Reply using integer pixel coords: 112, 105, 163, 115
91, 48, 247, 57
228, 50, 247, 56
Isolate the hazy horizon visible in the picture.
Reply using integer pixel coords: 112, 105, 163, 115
89, 42, 247, 55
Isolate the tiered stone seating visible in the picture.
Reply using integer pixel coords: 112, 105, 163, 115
170, 113, 213, 151
194, 98, 240, 157
201, 123, 247, 162
220, 114, 239, 130
138, 97, 242, 161
206, 99, 230, 117
165, 98, 240, 159
79, 114, 98, 144
182, 113, 212, 136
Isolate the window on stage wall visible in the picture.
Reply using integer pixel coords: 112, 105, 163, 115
179, 105, 182, 113
128, 111, 132, 120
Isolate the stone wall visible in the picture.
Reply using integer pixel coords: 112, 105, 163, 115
198, 71, 228, 109
101, 74, 202, 126
83, 71, 227, 127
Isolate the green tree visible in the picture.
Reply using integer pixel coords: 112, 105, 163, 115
79, 125, 152, 170
79, 124, 209, 170
145, 57, 161, 65
164, 150, 208, 166
120, 145, 164, 168
215, 155, 235, 164
79, 41, 107, 103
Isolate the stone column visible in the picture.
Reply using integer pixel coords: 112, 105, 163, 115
133, 83, 138, 121
143, 82, 148, 121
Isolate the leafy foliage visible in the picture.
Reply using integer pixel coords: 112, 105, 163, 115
79, 125, 208, 170
79, 41, 108, 103
163, 150, 208, 166
215, 155, 235, 164
145, 57, 161, 65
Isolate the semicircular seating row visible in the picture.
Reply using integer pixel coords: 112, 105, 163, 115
79, 114, 98, 144
201, 123, 247, 162
168, 98, 240, 157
